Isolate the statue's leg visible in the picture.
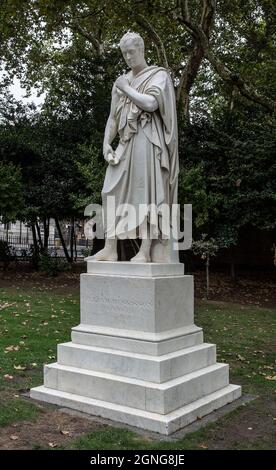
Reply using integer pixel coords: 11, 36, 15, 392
130, 238, 151, 263
91, 238, 118, 261
130, 221, 151, 263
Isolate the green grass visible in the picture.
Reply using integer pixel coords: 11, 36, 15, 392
0, 286, 275, 449
196, 301, 276, 395
0, 287, 79, 426
0, 398, 40, 427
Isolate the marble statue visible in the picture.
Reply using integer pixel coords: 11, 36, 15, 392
31, 35, 242, 429
92, 32, 179, 263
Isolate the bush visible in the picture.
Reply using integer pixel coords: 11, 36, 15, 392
81, 247, 93, 258
38, 251, 69, 277
0, 240, 16, 270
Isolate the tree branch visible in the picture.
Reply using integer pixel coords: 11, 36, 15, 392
70, 20, 104, 56
135, 13, 169, 70
180, 0, 190, 21
205, 47, 276, 112
176, 43, 204, 105
175, 0, 276, 113
174, 14, 198, 40
200, 0, 216, 36
73, 6, 106, 21
175, 0, 215, 113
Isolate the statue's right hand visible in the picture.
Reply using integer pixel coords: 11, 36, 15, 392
103, 144, 114, 162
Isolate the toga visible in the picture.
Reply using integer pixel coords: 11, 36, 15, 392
102, 65, 179, 240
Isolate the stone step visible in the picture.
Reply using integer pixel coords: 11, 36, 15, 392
57, 342, 216, 383
43, 362, 229, 415
71, 324, 204, 356
30, 383, 242, 435
85, 260, 184, 277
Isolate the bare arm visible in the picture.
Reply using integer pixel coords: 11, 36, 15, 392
115, 75, 158, 113
103, 85, 120, 158
123, 86, 158, 112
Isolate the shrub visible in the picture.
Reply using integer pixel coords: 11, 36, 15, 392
0, 240, 16, 270
38, 251, 69, 277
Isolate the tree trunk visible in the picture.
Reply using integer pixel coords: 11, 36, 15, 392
230, 261, 236, 283
229, 245, 237, 282
54, 218, 71, 263
43, 217, 50, 250
35, 219, 43, 249
30, 223, 40, 269
70, 218, 75, 262
176, 43, 204, 115
175, 1, 276, 112
206, 254, 210, 299
74, 230, 77, 262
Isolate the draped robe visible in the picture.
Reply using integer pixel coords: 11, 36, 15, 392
102, 65, 179, 240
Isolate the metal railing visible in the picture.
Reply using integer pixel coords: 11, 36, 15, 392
0, 235, 92, 258
0, 235, 56, 248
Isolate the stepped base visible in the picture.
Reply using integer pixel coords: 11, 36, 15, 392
30, 262, 242, 435
30, 384, 241, 435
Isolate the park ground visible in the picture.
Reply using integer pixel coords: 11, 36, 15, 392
0, 266, 275, 450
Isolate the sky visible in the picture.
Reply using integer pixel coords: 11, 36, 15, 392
9, 77, 45, 106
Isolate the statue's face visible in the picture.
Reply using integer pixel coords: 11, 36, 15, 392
120, 39, 144, 68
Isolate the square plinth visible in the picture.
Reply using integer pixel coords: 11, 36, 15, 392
30, 262, 241, 434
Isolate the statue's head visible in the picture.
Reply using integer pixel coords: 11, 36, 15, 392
119, 32, 145, 68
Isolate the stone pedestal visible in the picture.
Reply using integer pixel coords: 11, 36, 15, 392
30, 261, 241, 435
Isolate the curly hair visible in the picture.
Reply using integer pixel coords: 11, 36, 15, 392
119, 32, 144, 52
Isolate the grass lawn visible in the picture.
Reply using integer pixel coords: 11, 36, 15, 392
0, 284, 275, 450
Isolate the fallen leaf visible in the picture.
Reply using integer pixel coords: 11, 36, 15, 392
237, 354, 246, 361
5, 345, 20, 352
14, 365, 27, 371
48, 442, 58, 448
10, 435, 19, 440
0, 302, 15, 311
265, 376, 276, 381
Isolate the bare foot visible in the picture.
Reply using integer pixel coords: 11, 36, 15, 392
130, 252, 150, 263
91, 247, 118, 261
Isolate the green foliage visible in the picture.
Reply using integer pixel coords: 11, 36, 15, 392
73, 143, 106, 209
0, 1, 275, 262
0, 161, 24, 222
192, 234, 220, 260
178, 164, 209, 229
81, 246, 93, 258
0, 240, 16, 269
38, 251, 70, 277
178, 109, 276, 247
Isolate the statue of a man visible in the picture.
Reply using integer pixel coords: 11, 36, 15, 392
93, 32, 179, 263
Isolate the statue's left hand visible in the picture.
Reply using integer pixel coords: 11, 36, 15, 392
115, 75, 130, 93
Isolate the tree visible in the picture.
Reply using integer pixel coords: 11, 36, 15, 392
0, 161, 23, 222
192, 235, 219, 299
1, 1, 275, 117
0, 0, 275, 269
